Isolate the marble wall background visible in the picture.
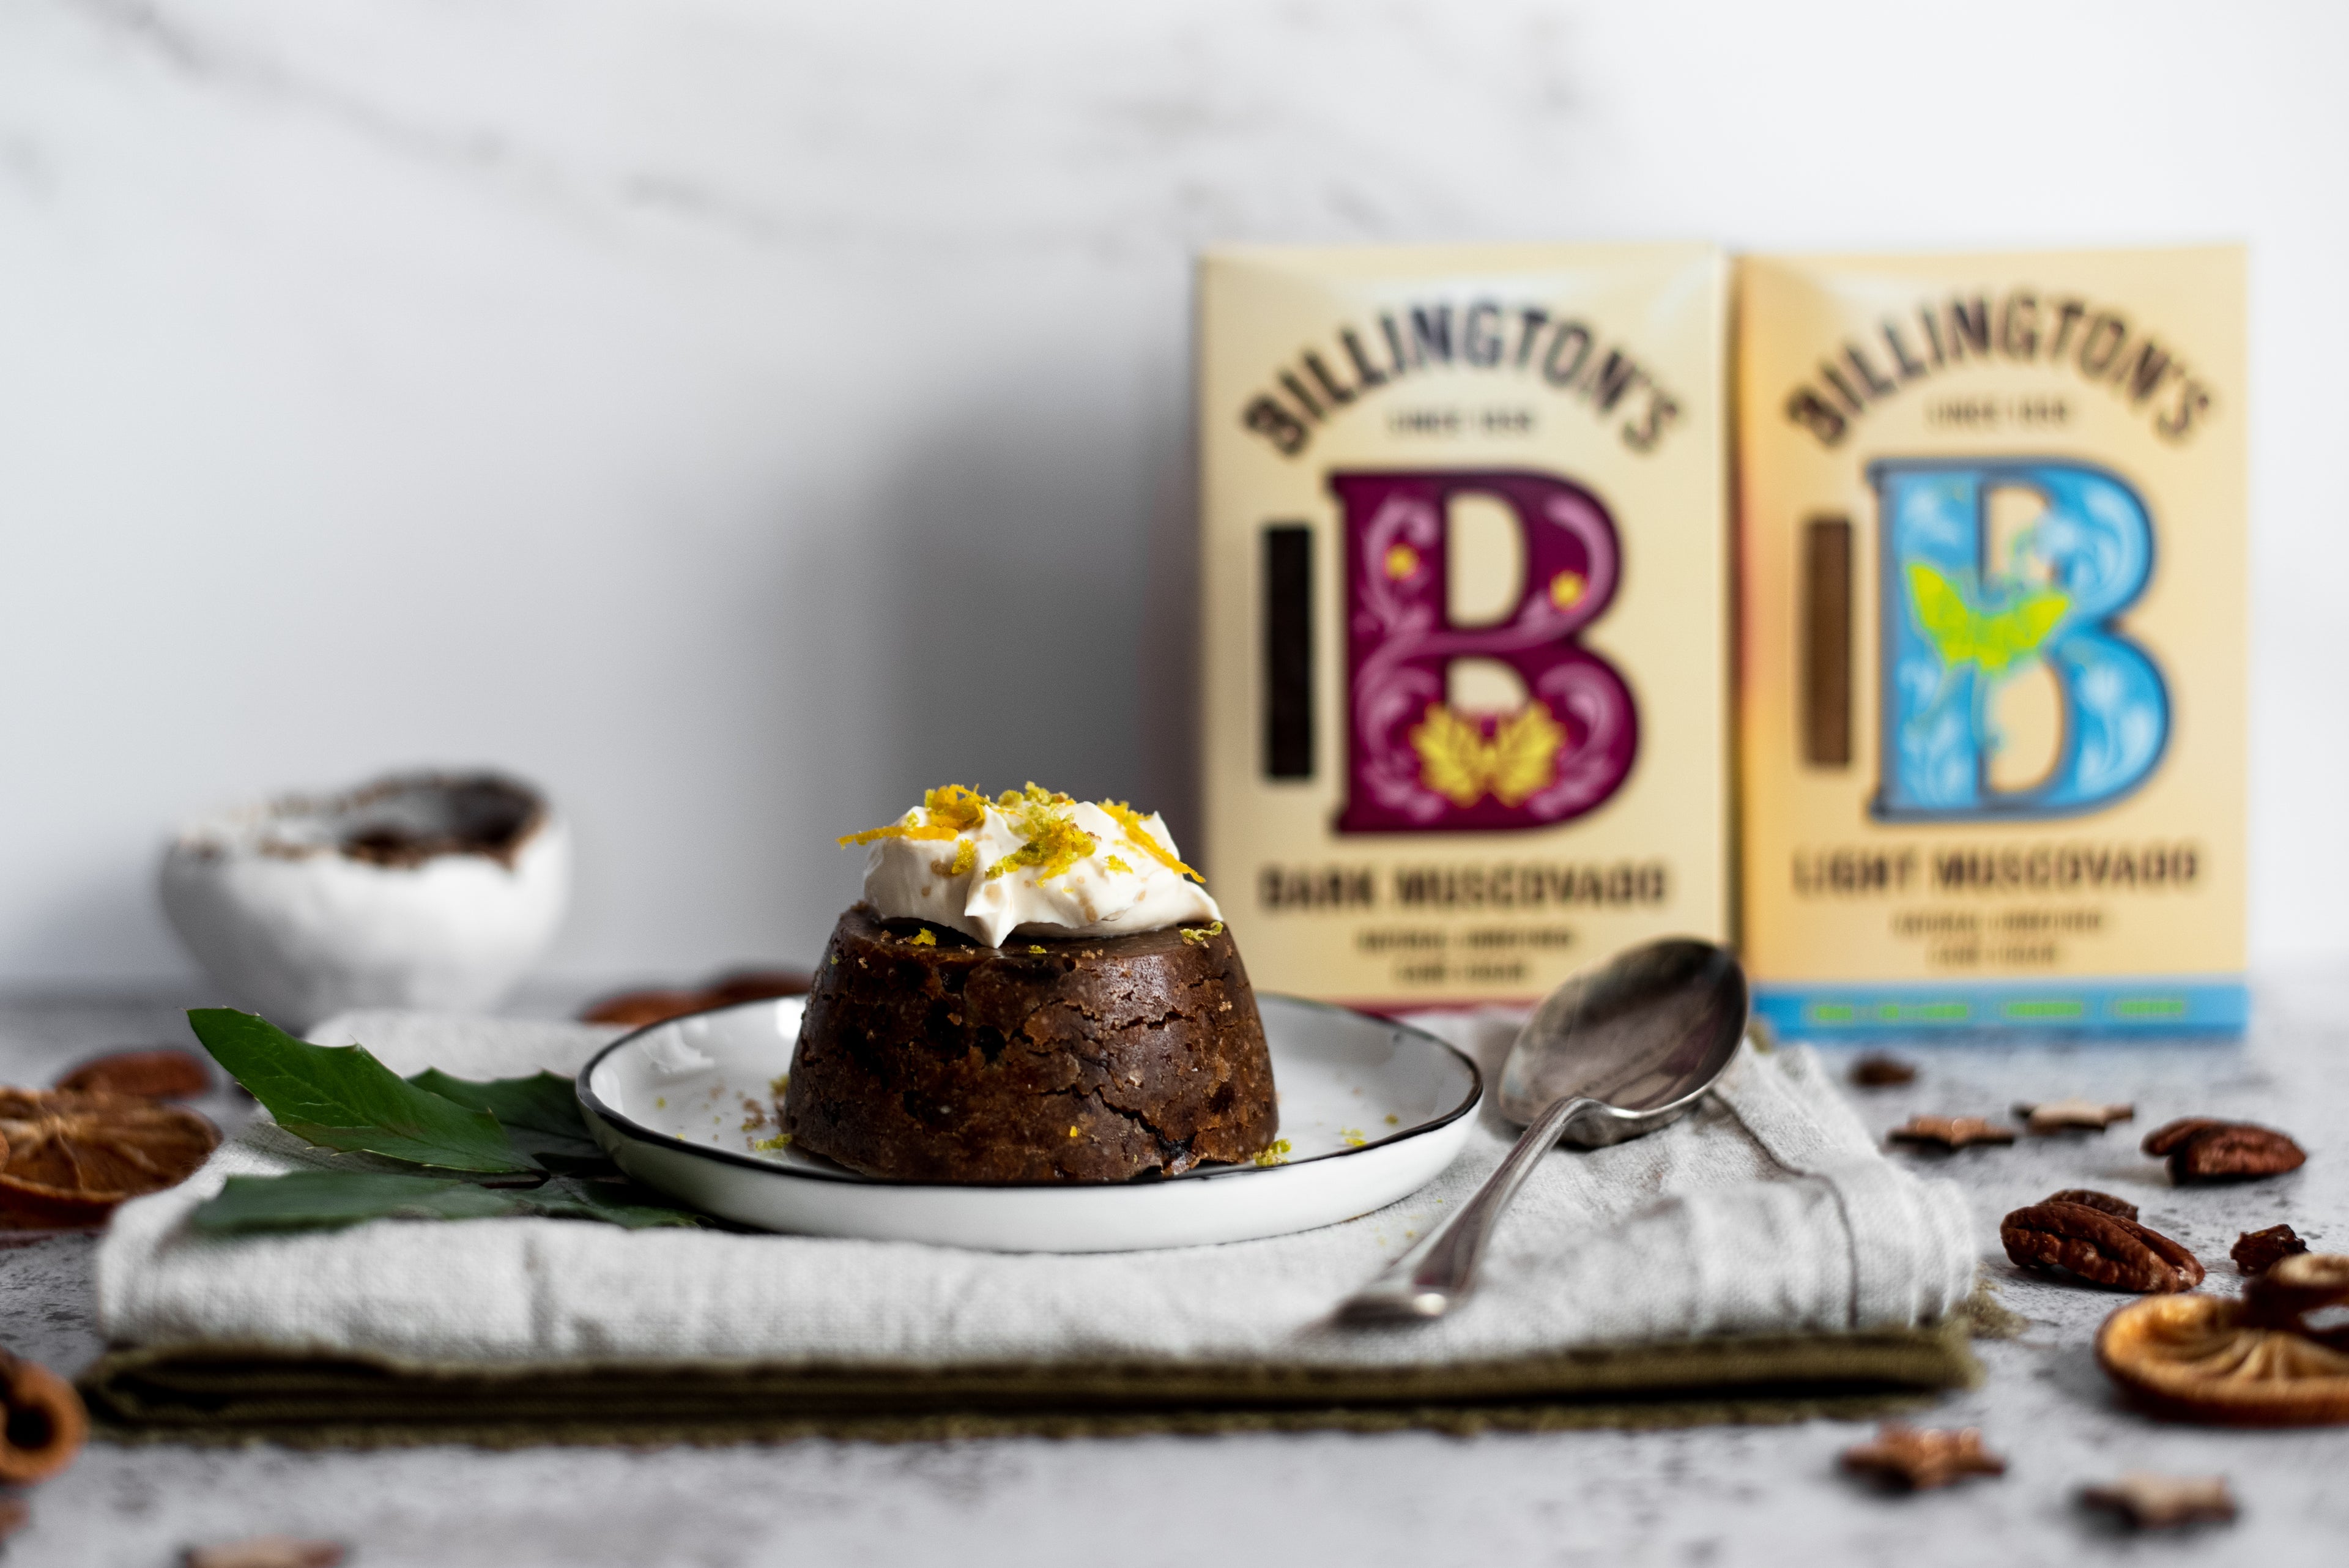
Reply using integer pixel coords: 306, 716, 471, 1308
1, 0, 2340, 987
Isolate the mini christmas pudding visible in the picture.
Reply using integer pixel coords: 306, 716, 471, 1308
782, 786, 1276, 1182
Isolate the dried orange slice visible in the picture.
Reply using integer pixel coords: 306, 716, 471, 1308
2097, 1264, 2349, 1427
2246, 1251, 2349, 1329
0, 1088, 218, 1228
54, 1046, 212, 1099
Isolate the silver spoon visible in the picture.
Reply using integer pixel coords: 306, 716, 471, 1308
1338, 937, 1750, 1323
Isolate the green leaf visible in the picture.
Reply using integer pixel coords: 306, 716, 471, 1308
527, 1149, 628, 1178
188, 1172, 707, 1235
526, 1176, 708, 1230
406, 1068, 586, 1141
190, 1172, 525, 1232
406, 1068, 602, 1161
187, 1009, 531, 1174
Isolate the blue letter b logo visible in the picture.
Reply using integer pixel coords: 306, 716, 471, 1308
1871, 458, 2169, 820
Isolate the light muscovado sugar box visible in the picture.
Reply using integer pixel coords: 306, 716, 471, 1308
1197, 244, 1729, 1010
1737, 247, 2246, 1037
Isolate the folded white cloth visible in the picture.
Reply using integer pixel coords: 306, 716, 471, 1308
97, 1009, 1976, 1369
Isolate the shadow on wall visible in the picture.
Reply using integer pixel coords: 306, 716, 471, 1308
0, 863, 206, 994
869, 380, 1199, 841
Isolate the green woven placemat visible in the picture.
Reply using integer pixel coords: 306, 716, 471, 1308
82, 1320, 1978, 1446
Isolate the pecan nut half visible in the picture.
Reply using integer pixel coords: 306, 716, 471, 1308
2140, 1117, 2223, 1156
2047, 1187, 2139, 1221
1850, 1053, 1918, 1088
2142, 1119, 2307, 1183
2002, 1200, 2204, 1292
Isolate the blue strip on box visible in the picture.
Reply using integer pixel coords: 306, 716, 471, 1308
1754, 978, 2247, 1039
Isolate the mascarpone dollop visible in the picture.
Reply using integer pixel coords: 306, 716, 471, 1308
843, 784, 1222, 948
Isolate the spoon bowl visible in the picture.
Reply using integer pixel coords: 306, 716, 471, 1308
1497, 937, 1749, 1143
1339, 936, 1750, 1323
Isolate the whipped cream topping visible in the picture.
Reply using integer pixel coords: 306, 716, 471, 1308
844, 786, 1222, 947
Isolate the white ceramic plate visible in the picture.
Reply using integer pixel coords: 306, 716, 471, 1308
577, 994, 1482, 1252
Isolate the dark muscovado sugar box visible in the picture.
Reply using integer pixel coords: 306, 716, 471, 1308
1198, 245, 1729, 1011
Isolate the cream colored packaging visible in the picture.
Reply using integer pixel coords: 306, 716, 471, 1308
1198, 244, 1729, 1009
1737, 248, 2246, 1036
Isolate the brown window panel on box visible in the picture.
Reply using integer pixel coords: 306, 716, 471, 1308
1801, 517, 1852, 767
1263, 524, 1313, 778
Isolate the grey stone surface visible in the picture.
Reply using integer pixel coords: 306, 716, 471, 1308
1, 981, 2343, 1567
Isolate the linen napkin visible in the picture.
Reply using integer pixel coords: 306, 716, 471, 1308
84, 1009, 1979, 1442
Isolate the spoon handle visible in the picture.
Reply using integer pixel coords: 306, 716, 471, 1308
1336, 1095, 1588, 1324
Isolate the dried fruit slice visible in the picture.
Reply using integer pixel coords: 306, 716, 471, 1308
2244, 1251, 2349, 1336
0, 1089, 219, 1227
1839, 1424, 2005, 1488
2014, 1098, 2133, 1133
1887, 1115, 2015, 1150
2077, 1473, 2238, 1529
2098, 1290, 2349, 1425
55, 1047, 212, 1099
2232, 1224, 2309, 1276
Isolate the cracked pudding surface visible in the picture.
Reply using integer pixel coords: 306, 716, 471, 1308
781, 903, 1277, 1182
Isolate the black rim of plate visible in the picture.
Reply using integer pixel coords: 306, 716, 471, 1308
574, 992, 1485, 1191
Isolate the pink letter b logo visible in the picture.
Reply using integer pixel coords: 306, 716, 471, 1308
1333, 469, 1637, 833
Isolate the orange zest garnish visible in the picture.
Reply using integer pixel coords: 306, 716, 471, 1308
837, 782, 991, 848
1099, 801, 1203, 883
841, 783, 1200, 893
995, 782, 1073, 810
984, 789, 1094, 884
838, 820, 954, 847
922, 784, 989, 833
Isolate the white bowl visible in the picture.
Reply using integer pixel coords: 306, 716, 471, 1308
160, 771, 570, 1027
